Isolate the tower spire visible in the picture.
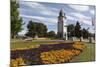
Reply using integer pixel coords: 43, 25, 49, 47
59, 9, 64, 17
58, 9, 66, 19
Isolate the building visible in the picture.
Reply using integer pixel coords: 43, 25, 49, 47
57, 9, 67, 40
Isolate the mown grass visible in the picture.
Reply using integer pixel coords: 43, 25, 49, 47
11, 41, 60, 49
70, 42, 95, 62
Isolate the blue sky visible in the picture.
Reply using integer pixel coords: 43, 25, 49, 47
18, 1, 95, 35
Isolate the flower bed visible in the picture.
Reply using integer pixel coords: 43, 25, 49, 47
11, 41, 85, 66
40, 49, 81, 64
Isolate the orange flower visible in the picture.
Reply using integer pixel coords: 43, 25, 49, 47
40, 49, 82, 64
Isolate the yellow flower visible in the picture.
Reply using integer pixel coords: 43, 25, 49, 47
40, 49, 82, 64
11, 59, 18, 67
11, 57, 26, 67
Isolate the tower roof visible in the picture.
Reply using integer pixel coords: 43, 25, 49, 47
58, 9, 66, 19
59, 9, 64, 16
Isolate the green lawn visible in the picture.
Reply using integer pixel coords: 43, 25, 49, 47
71, 42, 95, 62
11, 41, 60, 49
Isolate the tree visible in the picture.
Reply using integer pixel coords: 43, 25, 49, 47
82, 28, 89, 39
67, 24, 75, 37
47, 31, 56, 38
26, 20, 47, 37
11, 0, 23, 38
74, 21, 81, 38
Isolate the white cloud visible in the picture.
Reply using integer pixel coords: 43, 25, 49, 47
71, 12, 91, 20
20, 14, 45, 20
82, 19, 92, 25
90, 10, 95, 15
40, 9, 58, 17
67, 15, 78, 21
20, 2, 58, 17
68, 5, 89, 12
20, 14, 57, 25
69, 12, 92, 25
67, 16, 74, 20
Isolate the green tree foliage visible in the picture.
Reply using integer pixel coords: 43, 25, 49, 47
26, 20, 47, 37
47, 31, 56, 38
74, 21, 81, 38
82, 28, 89, 39
67, 24, 75, 37
11, 0, 23, 38
67, 23, 91, 39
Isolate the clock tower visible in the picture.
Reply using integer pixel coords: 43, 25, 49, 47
57, 9, 67, 40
